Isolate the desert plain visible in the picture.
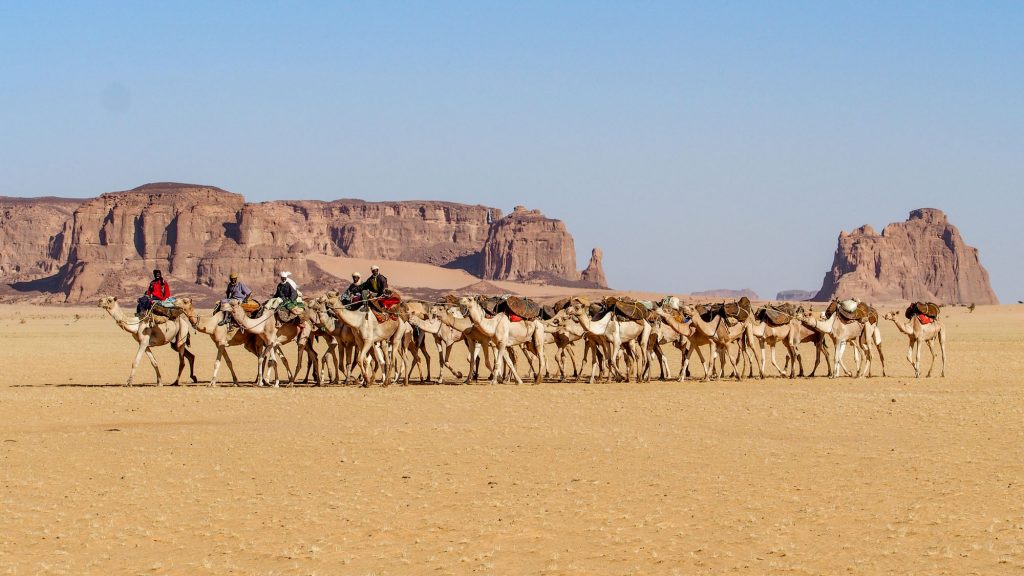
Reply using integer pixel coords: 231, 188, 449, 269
1, 302, 1023, 575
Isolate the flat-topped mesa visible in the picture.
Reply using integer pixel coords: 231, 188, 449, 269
814, 208, 997, 305
1, 182, 603, 302
480, 205, 608, 288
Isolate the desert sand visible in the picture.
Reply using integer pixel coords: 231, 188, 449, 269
2, 303, 1023, 575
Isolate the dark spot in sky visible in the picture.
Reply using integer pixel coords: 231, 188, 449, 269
101, 83, 131, 113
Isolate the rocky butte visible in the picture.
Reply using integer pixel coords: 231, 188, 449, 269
0, 183, 607, 302
814, 208, 998, 304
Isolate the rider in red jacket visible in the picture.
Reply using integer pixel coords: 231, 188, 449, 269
146, 270, 171, 300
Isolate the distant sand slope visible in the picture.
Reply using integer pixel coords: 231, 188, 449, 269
309, 254, 657, 300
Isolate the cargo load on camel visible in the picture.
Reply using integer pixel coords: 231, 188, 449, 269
905, 301, 941, 320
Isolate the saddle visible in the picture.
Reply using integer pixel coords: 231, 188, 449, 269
275, 300, 306, 325
695, 303, 721, 323
603, 296, 648, 322
721, 296, 752, 322
832, 300, 878, 323
758, 305, 793, 327
503, 295, 541, 320
905, 301, 940, 320
150, 302, 183, 321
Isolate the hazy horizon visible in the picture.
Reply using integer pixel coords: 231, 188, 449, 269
2, 2, 1020, 301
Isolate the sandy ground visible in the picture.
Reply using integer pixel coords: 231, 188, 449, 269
1, 303, 1023, 575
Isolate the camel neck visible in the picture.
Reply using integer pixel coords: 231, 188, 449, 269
106, 304, 137, 333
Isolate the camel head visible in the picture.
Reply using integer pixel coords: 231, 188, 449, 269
678, 304, 697, 317
174, 297, 194, 313
98, 296, 117, 310
883, 311, 897, 321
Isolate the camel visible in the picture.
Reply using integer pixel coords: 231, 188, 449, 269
175, 298, 263, 386
428, 305, 518, 384
783, 319, 833, 378
654, 308, 715, 381
568, 304, 651, 384
98, 296, 198, 386
457, 297, 546, 385
406, 313, 472, 383
324, 296, 408, 386
677, 305, 754, 381
544, 315, 587, 381
884, 311, 947, 377
745, 315, 799, 378
799, 310, 872, 378
227, 300, 312, 387
306, 298, 359, 385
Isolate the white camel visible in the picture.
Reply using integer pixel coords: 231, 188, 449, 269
176, 298, 263, 386
457, 297, 547, 385
884, 311, 947, 377
98, 296, 198, 386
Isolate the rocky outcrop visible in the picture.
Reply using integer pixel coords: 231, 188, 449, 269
814, 208, 998, 304
580, 248, 607, 287
692, 289, 760, 300
481, 206, 608, 288
775, 290, 817, 302
0, 197, 82, 283
1, 183, 606, 302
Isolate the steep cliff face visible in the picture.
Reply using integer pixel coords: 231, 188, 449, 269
7, 183, 600, 302
479, 206, 608, 287
0, 197, 81, 282
814, 208, 998, 304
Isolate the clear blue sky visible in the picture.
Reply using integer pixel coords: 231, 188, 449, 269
2, 2, 1021, 300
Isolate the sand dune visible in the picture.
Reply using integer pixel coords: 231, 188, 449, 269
2, 304, 1023, 574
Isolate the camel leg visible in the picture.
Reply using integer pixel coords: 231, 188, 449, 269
923, 339, 936, 377
832, 339, 845, 379
722, 344, 741, 381
781, 341, 797, 379
127, 340, 155, 386
172, 344, 188, 386
873, 330, 886, 377
211, 346, 238, 387
183, 347, 198, 383
938, 329, 947, 377
770, 344, 787, 377
223, 346, 241, 386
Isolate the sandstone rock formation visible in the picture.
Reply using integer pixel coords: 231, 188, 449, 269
814, 208, 998, 304
580, 248, 607, 287
481, 206, 607, 288
0, 197, 81, 283
0, 183, 607, 302
775, 290, 817, 302
692, 289, 760, 300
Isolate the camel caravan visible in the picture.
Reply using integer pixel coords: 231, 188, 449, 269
97, 270, 948, 387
